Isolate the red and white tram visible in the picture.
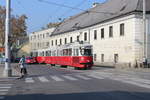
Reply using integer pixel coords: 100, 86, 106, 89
31, 42, 93, 69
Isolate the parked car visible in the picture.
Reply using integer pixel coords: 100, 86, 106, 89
25, 57, 36, 64
15, 57, 21, 63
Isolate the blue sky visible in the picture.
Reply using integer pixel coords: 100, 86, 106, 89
0, 0, 106, 33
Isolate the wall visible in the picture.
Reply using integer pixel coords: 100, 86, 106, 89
30, 14, 150, 68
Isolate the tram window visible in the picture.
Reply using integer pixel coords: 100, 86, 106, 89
42, 51, 44, 56
46, 51, 48, 56
49, 51, 51, 56
76, 49, 79, 56
36, 52, 38, 57
30, 52, 33, 57
68, 49, 72, 56
80, 49, 92, 56
54, 50, 56, 56
63, 49, 67, 56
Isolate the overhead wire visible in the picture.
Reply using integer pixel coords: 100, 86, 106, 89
37, 0, 116, 15
59, 0, 88, 18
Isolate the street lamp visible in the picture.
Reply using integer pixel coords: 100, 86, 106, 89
3, 0, 12, 77
142, 0, 148, 67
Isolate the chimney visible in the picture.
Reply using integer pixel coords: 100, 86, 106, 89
92, 2, 99, 8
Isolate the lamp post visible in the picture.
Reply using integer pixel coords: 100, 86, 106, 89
3, 0, 12, 77
142, 0, 148, 66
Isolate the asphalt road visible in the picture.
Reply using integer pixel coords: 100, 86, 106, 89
1, 64, 150, 100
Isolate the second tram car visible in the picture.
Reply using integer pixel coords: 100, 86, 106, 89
31, 42, 93, 69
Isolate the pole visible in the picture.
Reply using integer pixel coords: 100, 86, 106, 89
142, 0, 146, 64
3, 0, 12, 77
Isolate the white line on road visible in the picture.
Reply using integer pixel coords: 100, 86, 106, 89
120, 80, 150, 89
51, 76, 64, 81
128, 78, 150, 85
62, 75, 78, 81
0, 89, 9, 92
87, 74, 105, 79
0, 87, 11, 89
25, 78, 34, 83
38, 77, 49, 82
0, 84, 12, 86
75, 75, 91, 80
0, 93, 7, 96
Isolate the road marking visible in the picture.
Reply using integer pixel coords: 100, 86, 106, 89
75, 75, 91, 80
0, 93, 7, 96
38, 77, 49, 82
25, 78, 34, 83
51, 76, 64, 81
0, 89, 9, 92
129, 78, 150, 85
0, 96, 5, 99
87, 74, 104, 79
120, 80, 150, 89
0, 87, 11, 89
62, 75, 78, 81
0, 84, 12, 86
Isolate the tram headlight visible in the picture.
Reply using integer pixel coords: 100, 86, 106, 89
80, 57, 84, 61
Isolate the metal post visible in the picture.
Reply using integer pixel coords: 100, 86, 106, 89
3, 0, 12, 77
142, 0, 147, 65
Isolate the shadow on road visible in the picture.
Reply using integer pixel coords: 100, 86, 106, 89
6, 91, 150, 100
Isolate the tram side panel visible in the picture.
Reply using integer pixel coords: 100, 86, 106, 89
37, 56, 45, 64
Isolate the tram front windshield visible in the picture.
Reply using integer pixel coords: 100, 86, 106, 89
80, 48, 92, 56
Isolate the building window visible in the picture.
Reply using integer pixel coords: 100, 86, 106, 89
120, 23, 125, 36
101, 54, 104, 62
60, 39, 62, 45
70, 37, 73, 43
65, 38, 67, 44
38, 43, 40, 48
101, 28, 104, 39
94, 30, 97, 40
40, 34, 42, 38
114, 54, 119, 63
46, 42, 49, 47
109, 26, 113, 38
84, 32, 87, 41
77, 36, 79, 42
46, 33, 49, 37
43, 34, 45, 38
34, 35, 36, 39
30, 36, 32, 41
55, 40, 57, 45
51, 40, 53, 46
94, 54, 97, 61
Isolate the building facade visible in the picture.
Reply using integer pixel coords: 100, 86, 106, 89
29, 28, 55, 56
30, 0, 150, 68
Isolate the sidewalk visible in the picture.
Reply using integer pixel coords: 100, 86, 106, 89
0, 63, 20, 78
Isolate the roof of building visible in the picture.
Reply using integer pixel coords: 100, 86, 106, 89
52, 0, 150, 36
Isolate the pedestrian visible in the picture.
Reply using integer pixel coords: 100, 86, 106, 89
19, 55, 27, 78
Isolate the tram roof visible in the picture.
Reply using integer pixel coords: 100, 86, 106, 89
57, 41, 92, 49
51, 0, 150, 36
